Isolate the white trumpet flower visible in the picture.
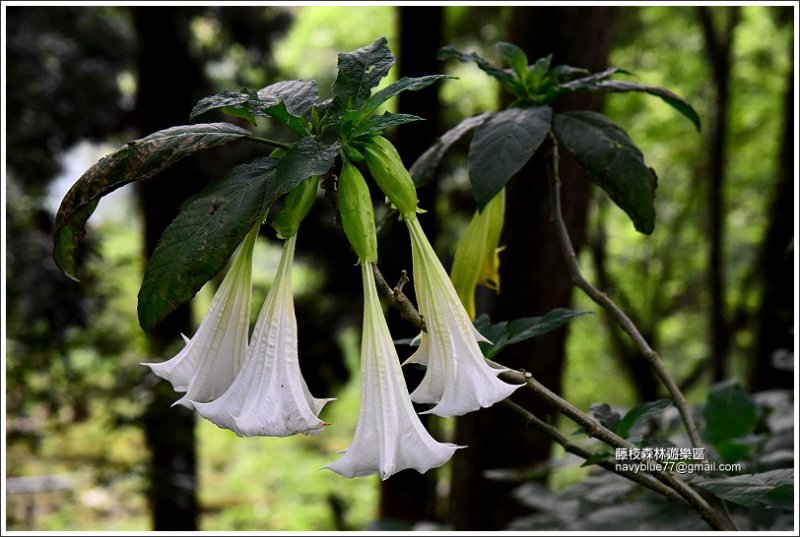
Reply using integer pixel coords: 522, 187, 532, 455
325, 262, 461, 480
405, 215, 521, 417
143, 223, 259, 407
193, 234, 332, 437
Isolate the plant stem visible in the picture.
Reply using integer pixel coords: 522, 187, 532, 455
245, 135, 291, 150
499, 369, 735, 530
372, 264, 426, 332
501, 399, 690, 507
545, 134, 703, 450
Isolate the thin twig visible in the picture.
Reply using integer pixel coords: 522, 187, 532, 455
499, 369, 734, 530
372, 264, 426, 332
545, 134, 703, 450
501, 399, 690, 507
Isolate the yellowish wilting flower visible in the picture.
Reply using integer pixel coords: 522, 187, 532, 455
325, 262, 461, 480
450, 188, 506, 320
405, 215, 521, 417
192, 234, 332, 437
143, 223, 259, 408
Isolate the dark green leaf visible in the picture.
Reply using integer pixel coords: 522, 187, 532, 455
191, 81, 317, 135
553, 111, 658, 234
352, 112, 424, 138
257, 79, 318, 116
581, 450, 614, 468
362, 75, 451, 115
469, 106, 552, 209
409, 112, 492, 186
137, 157, 279, 333
590, 403, 621, 433
549, 64, 591, 83
438, 45, 522, 96
474, 308, 591, 359
275, 136, 341, 193
333, 37, 395, 109
190, 90, 256, 123
53, 123, 252, 280
616, 399, 673, 439
693, 469, 794, 510
703, 380, 758, 463
594, 80, 701, 131
554, 67, 628, 93
496, 41, 528, 76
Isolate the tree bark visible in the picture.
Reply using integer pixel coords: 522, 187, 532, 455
697, 6, 740, 382
133, 7, 207, 530
749, 40, 794, 391
449, 6, 617, 530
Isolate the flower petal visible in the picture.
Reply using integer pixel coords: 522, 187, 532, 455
193, 234, 332, 437
325, 262, 461, 480
406, 216, 521, 417
142, 223, 258, 406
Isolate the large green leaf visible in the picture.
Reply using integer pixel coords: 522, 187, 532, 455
438, 45, 522, 96
137, 157, 279, 334
53, 122, 252, 280
616, 399, 673, 439
693, 469, 794, 510
351, 112, 424, 138
409, 112, 492, 185
362, 74, 451, 115
469, 106, 552, 209
275, 136, 341, 191
191, 80, 317, 135
553, 111, 658, 234
474, 308, 591, 359
333, 37, 395, 109
594, 80, 701, 131
702, 380, 758, 463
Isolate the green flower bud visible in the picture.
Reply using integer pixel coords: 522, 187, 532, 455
272, 176, 319, 239
338, 162, 378, 263
359, 136, 419, 217
449, 188, 506, 319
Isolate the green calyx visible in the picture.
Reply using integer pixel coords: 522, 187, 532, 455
338, 162, 378, 263
272, 175, 319, 239
358, 136, 419, 217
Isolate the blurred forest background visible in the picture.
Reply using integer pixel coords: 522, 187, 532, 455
4, 4, 796, 531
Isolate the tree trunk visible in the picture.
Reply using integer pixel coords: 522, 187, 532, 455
749, 41, 794, 391
449, 6, 617, 530
133, 7, 206, 530
378, 5, 445, 528
697, 6, 740, 382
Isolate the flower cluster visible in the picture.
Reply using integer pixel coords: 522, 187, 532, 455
145, 136, 520, 480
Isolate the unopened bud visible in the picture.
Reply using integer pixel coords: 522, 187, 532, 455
359, 136, 419, 217
338, 162, 378, 263
272, 176, 319, 239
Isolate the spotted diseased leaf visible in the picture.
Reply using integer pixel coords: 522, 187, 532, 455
137, 157, 279, 334
469, 106, 552, 209
553, 111, 658, 234
333, 37, 395, 109
53, 123, 252, 280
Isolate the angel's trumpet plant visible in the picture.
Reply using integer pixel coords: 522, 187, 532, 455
142, 222, 259, 408
325, 162, 459, 479
359, 136, 521, 417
